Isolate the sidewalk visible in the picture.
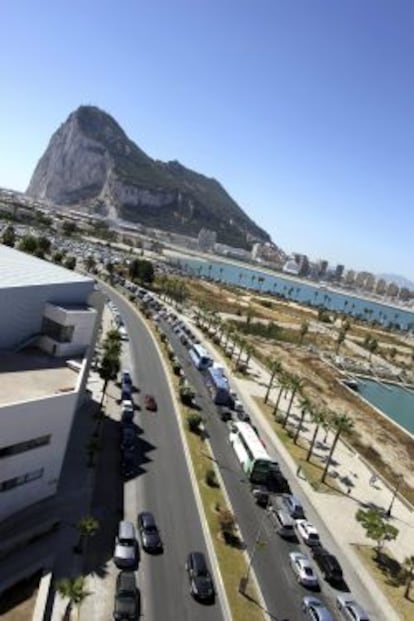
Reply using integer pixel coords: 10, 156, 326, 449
186, 314, 413, 621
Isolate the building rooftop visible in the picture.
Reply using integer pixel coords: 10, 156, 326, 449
0, 349, 79, 406
0, 245, 93, 289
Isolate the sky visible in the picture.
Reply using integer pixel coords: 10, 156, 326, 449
1, 1, 413, 280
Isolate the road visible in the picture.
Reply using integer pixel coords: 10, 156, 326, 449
162, 318, 351, 621
100, 283, 226, 621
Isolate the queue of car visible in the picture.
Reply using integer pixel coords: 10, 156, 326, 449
114, 285, 370, 620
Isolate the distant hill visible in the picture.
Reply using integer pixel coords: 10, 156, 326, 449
26, 105, 273, 249
378, 274, 414, 290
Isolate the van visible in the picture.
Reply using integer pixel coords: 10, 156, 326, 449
272, 507, 296, 539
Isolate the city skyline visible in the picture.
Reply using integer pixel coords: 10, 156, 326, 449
1, 1, 413, 279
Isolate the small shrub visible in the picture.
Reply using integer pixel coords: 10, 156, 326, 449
218, 509, 236, 536
187, 413, 202, 434
205, 469, 219, 487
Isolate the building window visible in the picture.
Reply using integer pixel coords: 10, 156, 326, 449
42, 317, 74, 343
0, 468, 44, 492
0, 435, 51, 459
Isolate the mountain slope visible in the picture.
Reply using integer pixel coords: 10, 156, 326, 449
27, 105, 271, 248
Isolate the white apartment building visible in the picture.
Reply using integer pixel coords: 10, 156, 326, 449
0, 245, 102, 521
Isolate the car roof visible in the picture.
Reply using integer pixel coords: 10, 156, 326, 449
139, 511, 156, 524
117, 570, 136, 590
189, 551, 208, 569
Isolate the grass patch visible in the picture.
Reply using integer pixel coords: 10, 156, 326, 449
353, 545, 414, 620
252, 397, 342, 495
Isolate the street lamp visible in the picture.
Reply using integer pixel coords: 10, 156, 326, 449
386, 474, 403, 518
239, 504, 270, 595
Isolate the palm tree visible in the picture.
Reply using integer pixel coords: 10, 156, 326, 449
85, 255, 96, 273
282, 375, 304, 429
321, 413, 354, 483
264, 360, 282, 404
335, 328, 346, 354
272, 372, 290, 418
74, 515, 99, 554
403, 555, 414, 599
294, 397, 313, 444
229, 332, 239, 358
244, 344, 255, 367
236, 338, 246, 366
306, 407, 327, 462
56, 575, 91, 620
299, 321, 309, 345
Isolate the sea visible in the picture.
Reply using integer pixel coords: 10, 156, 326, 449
175, 256, 414, 330
357, 379, 414, 436
171, 255, 414, 436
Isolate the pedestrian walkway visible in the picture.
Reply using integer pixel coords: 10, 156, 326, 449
185, 312, 414, 621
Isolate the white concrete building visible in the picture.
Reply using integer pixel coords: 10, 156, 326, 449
0, 245, 103, 521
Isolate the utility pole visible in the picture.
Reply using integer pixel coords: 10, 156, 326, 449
239, 504, 269, 595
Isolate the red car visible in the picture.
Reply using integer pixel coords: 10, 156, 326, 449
144, 394, 157, 411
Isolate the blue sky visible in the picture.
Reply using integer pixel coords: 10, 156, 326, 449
1, 1, 413, 280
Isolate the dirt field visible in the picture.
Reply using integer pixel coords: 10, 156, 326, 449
185, 278, 414, 501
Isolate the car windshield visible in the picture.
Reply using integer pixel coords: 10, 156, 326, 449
304, 567, 313, 576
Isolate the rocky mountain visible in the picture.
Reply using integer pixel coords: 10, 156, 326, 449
27, 106, 272, 249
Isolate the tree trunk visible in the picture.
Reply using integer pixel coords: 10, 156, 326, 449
321, 430, 340, 483
294, 410, 306, 444
282, 389, 297, 428
100, 379, 108, 407
306, 425, 319, 462
264, 370, 276, 404
272, 385, 284, 417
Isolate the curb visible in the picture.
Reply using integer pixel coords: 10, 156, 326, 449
32, 560, 54, 621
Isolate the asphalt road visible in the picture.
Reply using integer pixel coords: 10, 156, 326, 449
100, 284, 226, 621
162, 319, 349, 621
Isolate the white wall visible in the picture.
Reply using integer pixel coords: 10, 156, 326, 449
0, 391, 78, 521
39, 303, 97, 357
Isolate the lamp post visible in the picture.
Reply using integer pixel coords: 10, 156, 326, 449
239, 504, 269, 595
386, 474, 403, 518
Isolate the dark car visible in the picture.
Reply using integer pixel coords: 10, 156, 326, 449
121, 427, 136, 450
186, 552, 215, 603
113, 571, 140, 620
144, 394, 157, 411
312, 547, 344, 584
137, 512, 163, 553
121, 454, 136, 479
218, 409, 233, 422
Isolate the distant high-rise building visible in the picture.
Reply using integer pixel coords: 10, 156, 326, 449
386, 282, 399, 298
198, 228, 217, 252
364, 273, 376, 291
375, 278, 387, 295
318, 260, 328, 278
334, 264, 345, 282
344, 269, 356, 286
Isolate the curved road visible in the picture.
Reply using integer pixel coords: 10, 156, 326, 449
101, 283, 226, 621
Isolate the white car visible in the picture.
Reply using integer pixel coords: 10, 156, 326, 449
295, 519, 321, 547
289, 551, 319, 588
336, 594, 370, 620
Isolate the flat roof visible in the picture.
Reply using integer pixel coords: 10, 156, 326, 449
0, 349, 78, 406
0, 245, 93, 289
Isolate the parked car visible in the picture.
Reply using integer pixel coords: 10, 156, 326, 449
289, 551, 319, 589
119, 326, 128, 341
185, 552, 215, 603
144, 394, 157, 411
137, 511, 163, 553
251, 485, 270, 507
121, 454, 136, 479
121, 370, 132, 386
122, 400, 134, 423
302, 596, 333, 621
114, 522, 138, 569
313, 547, 344, 584
336, 594, 370, 621
113, 571, 140, 620
282, 494, 305, 519
271, 507, 296, 539
296, 520, 321, 547
121, 427, 136, 450
122, 385, 132, 401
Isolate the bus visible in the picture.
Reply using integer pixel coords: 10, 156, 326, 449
189, 343, 213, 370
229, 422, 279, 484
206, 365, 231, 405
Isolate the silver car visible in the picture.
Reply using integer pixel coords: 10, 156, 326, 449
302, 596, 333, 621
114, 521, 138, 569
289, 551, 319, 589
336, 594, 370, 621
